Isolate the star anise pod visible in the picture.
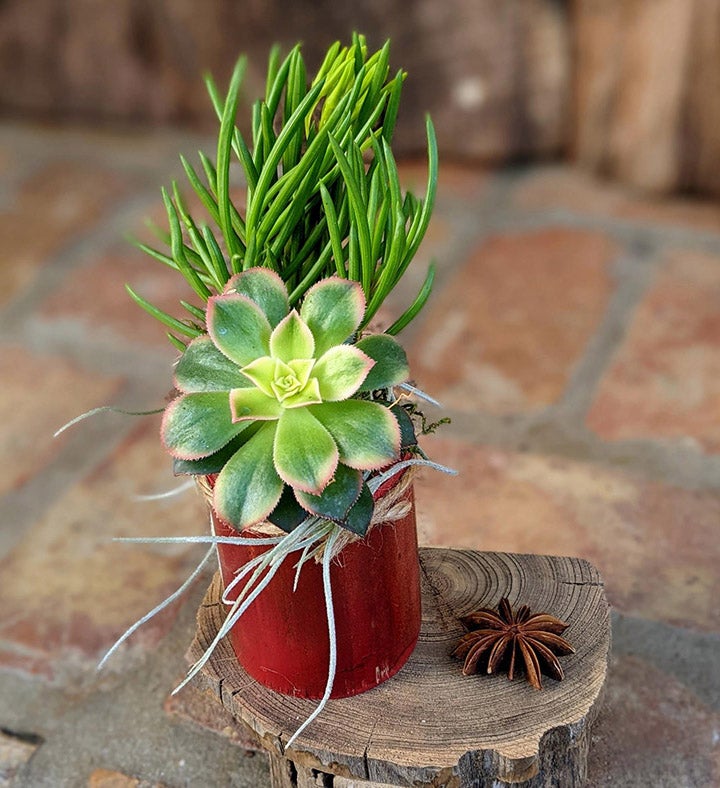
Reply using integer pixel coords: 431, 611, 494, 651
452, 597, 575, 689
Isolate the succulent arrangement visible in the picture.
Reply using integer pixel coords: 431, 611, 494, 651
131, 34, 439, 537
60, 35, 459, 748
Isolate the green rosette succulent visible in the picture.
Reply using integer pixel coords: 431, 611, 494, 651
162, 267, 411, 535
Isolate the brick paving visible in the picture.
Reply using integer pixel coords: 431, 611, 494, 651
0, 121, 718, 786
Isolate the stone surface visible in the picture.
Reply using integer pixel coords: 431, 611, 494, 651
0, 730, 40, 787
409, 228, 617, 413
588, 654, 720, 786
0, 161, 128, 306
587, 250, 720, 454
165, 682, 261, 751
415, 436, 720, 633
0, 344, 121, 496
0, 421, 208, 683
514, 166, 720, 233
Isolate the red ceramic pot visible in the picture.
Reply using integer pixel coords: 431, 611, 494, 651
210, 473, 421, 699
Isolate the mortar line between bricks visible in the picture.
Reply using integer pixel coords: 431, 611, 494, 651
611, 610, 720, 712
434, 161, 719, 241
434, 407, 720, 491
556, 243, 661, 423
402, 172, 533, 345
479, 207, 720, 255
0, 121, 215, 183
0, 189, 166, 334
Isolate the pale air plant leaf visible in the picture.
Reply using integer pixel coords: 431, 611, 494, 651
162, 392, 250, 460
294, 463, 363, 522
229, 387, 282, 422
213, 422, 284, 529
309, 400, 400, 470
273, 407, 339, 494
269, 310, 315, 362
207, 293, 272, 366
174, 336, 253, 393
354, 334, 409, 391
223, 267, 289, 327
299, 277, 366, 356
313, 346, 374, 401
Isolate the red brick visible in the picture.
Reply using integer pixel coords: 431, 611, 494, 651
0, 344, 121, 496
398, 161, 490, 202
515, 167, 720, 233
87, 770, 167, 788
409, 228, 617, 412
588, 655, 720, 786
40, 248, 202, 349
87, 770, 138, 788
0, 420, 208, 682
0, 161, 128, 306
415, 437, 720, 632
371, 214, 452, 335
588, 250, 720, 453
43, 184, 247, 348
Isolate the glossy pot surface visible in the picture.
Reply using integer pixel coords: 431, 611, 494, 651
211, 477, 421, 699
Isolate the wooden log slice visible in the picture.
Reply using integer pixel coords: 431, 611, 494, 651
189, 548, 610, 787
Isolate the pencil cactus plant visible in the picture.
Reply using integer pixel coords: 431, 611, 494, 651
130, 34, 438, 536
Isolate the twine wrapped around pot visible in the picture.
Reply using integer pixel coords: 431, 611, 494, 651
196, 466, 416, 562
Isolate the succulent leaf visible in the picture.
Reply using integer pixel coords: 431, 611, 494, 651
341, 482, 375, 536
213, 422, 284, 529
175, 335, 252, 393
300, 277, 365, 355
172, 430, 257, 475
273, 407, 339, 494
281, 376, 323, 409
295, 463, 363, 522
223, 267, 289, 327
313, 345, 373, 401
162, 392, 250, 460
310, 400, 400, 469
229, 387, 282, 422
267, 486, 309, 533
355, 334, 409, 391
269, 310, 315, 362
240, 356, 277, 397
390, 404, 418, 451
207, 293, 272, 366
